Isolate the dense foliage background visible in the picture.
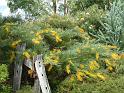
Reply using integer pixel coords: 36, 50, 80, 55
0, 0, 124, 93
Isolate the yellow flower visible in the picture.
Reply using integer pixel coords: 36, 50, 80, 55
35, 32, 41, 36
23, 51, 31, 59
43, 29, 49, 33
107, 45, 117, 49
51, 31, 57, 36
66, 64, 71, 74
107, 66, 113, 72
120, 54, 124, 59
48, 64, 53, 72
37, 35, 43, 40
96, 52, 99, 61
32, 38, 40, 45
11, 40, 21, 48
55, 35, 62, 43
80, 18, 84, 21
111, 53, 120, 60
68, 60, 74, 65
70, 75, 75, 81
84, 71, 97, 78
28, 69, 33, 78
96, 73, 106, 81
51, 56, 59, 64
76, 71, 85, 81
79, 28, 85, 33
89, 61, 100, 71
5, 27, 9, 32
105, 59, 111, 65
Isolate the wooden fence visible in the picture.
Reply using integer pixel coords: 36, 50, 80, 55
13, 44, 51, 93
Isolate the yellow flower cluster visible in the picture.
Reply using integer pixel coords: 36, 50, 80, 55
44, 49, 60, 65
32, 32, 43, 45
66, 64, 71, 74
51, 31, 62, 43
23, 51, 31, 59
32, 38, 40, 45
96, 52, 99, 61
84, 71, 97, 79
111, 53, 120, 60
70, 75, 75, 81
48, 64, 53, 72
96, 73, 106, 81
79, 28, 85, 33
76, 70, 85, 81
107, 45, 117, 49
105, 59, 115, 72
11, 40, 21, 48
89, 61, 100, 71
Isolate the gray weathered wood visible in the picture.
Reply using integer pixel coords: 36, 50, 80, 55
13, 44, 26, 93
24, 58, 33, 70
33, 78, 41, 93
34, 55, 51, 93
33, 56, 41, 93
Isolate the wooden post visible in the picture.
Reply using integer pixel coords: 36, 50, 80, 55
33, 77, 41, 93
34, 55, 51, 93
33, 56, 41, 93
13, 44, 26, 93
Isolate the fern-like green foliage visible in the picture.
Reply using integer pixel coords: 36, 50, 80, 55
97, 0, 124, 47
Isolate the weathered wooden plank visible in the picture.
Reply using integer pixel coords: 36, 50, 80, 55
13, 44, 26, 93
24, 58, 33, 70
33, 56, 41, 93
33, 78, 41, 93
34, 55, 51, 93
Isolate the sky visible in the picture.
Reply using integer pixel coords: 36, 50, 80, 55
0, 0, 64, 17
0, 0, 10, 16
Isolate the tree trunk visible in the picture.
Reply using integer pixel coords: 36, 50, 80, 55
64, 0, 67, 15
52, 0, 57, 14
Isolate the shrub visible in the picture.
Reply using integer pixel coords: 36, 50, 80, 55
46, 15, 76, 29
76, 4, 106, 38
98, 0, 124, 47
55, 75, 124, 93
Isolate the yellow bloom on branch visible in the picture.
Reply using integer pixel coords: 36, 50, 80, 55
28, 69, 33, 78
66, 64, 71, 74
23, 51, 31, 59
55, 35, 62, 43
96, 52, 99, 61
107, 45, 117, 49
79, 28, 85, 33
11, 40, 21, 48
105, 59, 111, 65
84, 71, 97, 78
70, 75, 75, 81
120, 54, 124, 59
32, 38, 40, 45
89, 61, 100, 71
51, 56, 59, 64
48, 64, 53, 72
111, 53, 120, 60
35, 32, 42, 36
51, 31, 57, 36
76, 71, 85, 81
107, 66, 113, 72
96, 73, 106, 81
